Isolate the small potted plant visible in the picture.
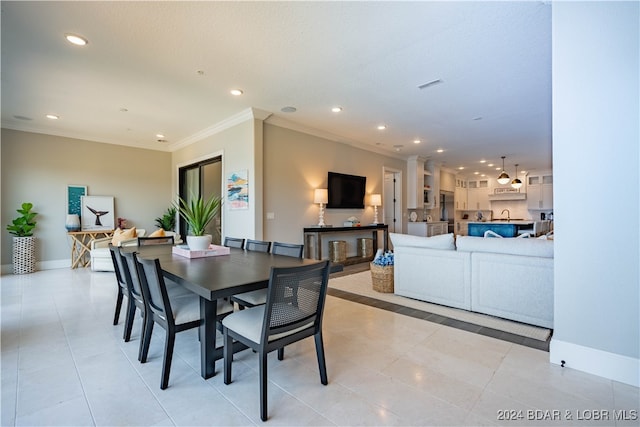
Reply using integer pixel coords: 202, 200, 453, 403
155, 206, 177, 231
174, 194, 221, 250
6, 202, 38, 274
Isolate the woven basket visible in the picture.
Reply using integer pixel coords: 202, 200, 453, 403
370, 262, 394, 293
13, 236, 36, 274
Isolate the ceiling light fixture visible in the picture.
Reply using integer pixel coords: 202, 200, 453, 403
156, 134, 165, 138
46, 114, 59, 120
331, 107, 342, 113
65, 33, 88, 46
497, 156, 510, 185
281, 106, 297, 113
413, 139, 421, 144
377, 124, 387, 130
230, 89, 243, 96
511, 164, 523, 189
436, 149, 444, 153
417, 79, 442, 90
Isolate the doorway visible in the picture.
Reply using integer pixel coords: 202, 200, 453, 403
178, 156, 222, 244
383, 167, 402, 234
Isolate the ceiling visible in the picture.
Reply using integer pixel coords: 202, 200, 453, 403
1, 1, 552, 178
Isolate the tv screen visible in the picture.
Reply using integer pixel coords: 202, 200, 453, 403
327, 172, 366, 209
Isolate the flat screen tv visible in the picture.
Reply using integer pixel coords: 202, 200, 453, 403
327, 172, 366, 209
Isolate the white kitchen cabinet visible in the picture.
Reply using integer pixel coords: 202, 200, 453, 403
407, 156, 437, 210
467, 179, 492, 210
407, 221, 448, 237
527, 173, 553, 210
455, 178, 468, 210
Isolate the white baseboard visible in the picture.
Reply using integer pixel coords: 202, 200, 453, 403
1, 259, 71, 274
550, 338, 639, 387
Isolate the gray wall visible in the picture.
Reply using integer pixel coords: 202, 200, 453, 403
551, 1, 639, 386
1, 129, 172, 269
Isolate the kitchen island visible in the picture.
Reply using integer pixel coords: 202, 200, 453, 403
468, 220, 535, 238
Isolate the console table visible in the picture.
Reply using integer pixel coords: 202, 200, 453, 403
67, 230, 113, 269
303, 224, 388, 265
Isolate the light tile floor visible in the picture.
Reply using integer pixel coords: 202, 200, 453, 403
1, 268, 638, 426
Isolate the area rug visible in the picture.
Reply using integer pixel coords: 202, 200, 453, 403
329, 271, 551, 342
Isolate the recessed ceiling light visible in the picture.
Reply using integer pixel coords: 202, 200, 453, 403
480, 174, 486, 177
230, 89, 243, 96
156, 134, 165, 138
46, 114, 59, 120
377, 124, 387, 130
65, 33, 88, 46
480, 160, 486, 163
281, 106, 297, 113
413, 139, 421, 144
488, 163, 494, 167
458, 166, 465, 170
495, 167, 501, 171
331, 107, 343, 113
436, 149, 444, 153
474, 171, 480, 175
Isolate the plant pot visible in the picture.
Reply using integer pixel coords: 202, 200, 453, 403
13, 236, 36, 274
187, 235, 212, 251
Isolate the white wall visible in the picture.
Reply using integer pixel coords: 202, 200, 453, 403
551, 1, 639, 386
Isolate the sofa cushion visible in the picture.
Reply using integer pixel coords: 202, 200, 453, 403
389, 232, 456, 250
456, 235, 553, 258
111, 227, 137, 245
148, 228, 166, 238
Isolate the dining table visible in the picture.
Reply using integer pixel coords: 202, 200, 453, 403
132, 245, 322, 379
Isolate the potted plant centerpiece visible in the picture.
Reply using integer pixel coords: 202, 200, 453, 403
174, 194, 221, 251
6, 202, 38, 274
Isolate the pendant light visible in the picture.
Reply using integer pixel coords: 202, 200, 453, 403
497, 156, 510, 185
511, 164, 523, 189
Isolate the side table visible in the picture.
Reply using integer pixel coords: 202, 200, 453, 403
67, 230, 113, 269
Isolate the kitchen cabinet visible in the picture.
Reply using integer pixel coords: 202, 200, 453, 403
407, 156, 438, 210
455, 178, 468, 210
467, 179, 492, 210
527, 173, 553, 210
407, 221, 448, 237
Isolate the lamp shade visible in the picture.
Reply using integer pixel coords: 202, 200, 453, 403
314, 188, 328, 204
497, 155, 510, 184
370, 194, 382, 206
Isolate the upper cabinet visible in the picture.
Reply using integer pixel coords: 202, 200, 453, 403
455, 178, 468, 210
527, 172, 553, 210
467, 178, 492, 210
407, 156, 439, 209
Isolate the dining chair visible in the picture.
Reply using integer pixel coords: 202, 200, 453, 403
120, 250, 193, 360
224, 237, 245, 249
222, 260, 330, 421
231, 242, 303, 310
138, 235, 175, 246
108, 244, 132, 332
135, 255, 235, 389
244, 239, 271, 253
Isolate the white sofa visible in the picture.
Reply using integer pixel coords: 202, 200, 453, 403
390, 233, 554, 328
90, 229, 146, 272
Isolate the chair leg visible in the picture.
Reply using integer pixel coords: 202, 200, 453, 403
123, 301, 136, 342
160, 330, 175, 390
113, 290, 124, 325
259, 351, 268, 421
314, 332, 328, 385
277, 347, 284, 361
223, 328, 233, 385
140, 318, 154, 363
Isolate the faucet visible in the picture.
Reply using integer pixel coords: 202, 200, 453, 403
501, 209, 511, 221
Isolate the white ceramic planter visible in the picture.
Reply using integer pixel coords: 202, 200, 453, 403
186, 235, 212, 251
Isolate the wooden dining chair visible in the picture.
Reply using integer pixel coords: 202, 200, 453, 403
222, 260, 330, 421
134, 255, 234, 389
138, 235, 175, 246
231, 242, 304, 310
224, 237, 245, 249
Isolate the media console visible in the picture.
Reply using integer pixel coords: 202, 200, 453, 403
303, 224, 389, 265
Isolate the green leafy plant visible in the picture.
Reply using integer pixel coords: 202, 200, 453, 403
174, 194, 221, 236
6, 202, 38, 237
155, 206, 177, 231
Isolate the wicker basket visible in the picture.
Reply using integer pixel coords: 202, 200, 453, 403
370, 262, 394, 293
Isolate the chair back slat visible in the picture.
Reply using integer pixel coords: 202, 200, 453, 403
263, 261, 329, 339
245, 239, 271, 253
138, 236, 175, 246
108, 244, 126, 290
224, 237, 245, 249
121, 251, 146, 304
271, 242, 304, 258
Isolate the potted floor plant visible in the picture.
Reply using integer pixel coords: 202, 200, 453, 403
155, 206, 177, 231
6, 202, 38, 274
174, 194, 221, 251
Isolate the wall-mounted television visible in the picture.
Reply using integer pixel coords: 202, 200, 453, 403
327, 172, 366, 209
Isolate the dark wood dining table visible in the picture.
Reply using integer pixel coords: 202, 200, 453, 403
133, 245, 322, 379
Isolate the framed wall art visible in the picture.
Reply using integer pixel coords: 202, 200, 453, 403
80, 196, 115, 230
67, 185, 87, 217
227, 170, 249, 210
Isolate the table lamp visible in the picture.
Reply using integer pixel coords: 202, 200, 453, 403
370, 194, 382, 224
314, 189, 328, 227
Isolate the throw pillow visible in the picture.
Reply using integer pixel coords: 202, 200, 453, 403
111, 227, 137, 246
148, 228, 166, 238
